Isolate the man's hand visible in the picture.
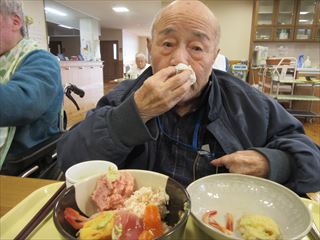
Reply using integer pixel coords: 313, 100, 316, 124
134, 66, 193, 122
211, 150, 269, 178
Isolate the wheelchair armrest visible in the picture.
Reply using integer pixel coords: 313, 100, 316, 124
5, 132, 63, 165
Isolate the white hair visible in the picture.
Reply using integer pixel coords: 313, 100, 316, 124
135, 53, 147, 60
0, 0, 25, 36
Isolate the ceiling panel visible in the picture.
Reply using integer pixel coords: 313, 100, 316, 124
49, 0, 163, 36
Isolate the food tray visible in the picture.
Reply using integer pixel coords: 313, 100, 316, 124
0, 183, 318, 239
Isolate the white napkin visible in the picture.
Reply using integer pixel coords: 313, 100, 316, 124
175, 63, 196, 84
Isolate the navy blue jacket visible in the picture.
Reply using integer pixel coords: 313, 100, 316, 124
57, 67, 320, 194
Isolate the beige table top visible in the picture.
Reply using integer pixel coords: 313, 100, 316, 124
0, 175, 59, 217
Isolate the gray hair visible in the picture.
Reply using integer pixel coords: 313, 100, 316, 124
0, 0, 25, 37
135, 53, 147, 60
150, 1, 221, 49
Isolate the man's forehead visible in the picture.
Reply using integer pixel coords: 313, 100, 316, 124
157, 26, 210, 41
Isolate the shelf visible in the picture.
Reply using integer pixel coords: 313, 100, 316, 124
286, 109, 320, 118
273, 79, 320, 84
252, 0, 319, 42
272, 94, 320, 101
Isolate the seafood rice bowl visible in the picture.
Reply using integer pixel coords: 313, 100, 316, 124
53, 169, 191, 240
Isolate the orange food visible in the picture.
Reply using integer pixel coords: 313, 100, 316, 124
202, 210, 233, 235
226, 212, 233, 232
64, 207, 88, 230
138, 230, 154, 240
143, 205, 164, 237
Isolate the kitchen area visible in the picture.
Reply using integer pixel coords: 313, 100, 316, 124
248, 0, 320, 122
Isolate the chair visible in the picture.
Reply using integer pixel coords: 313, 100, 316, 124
213, 53, 230, 72
259, 57, 297, 96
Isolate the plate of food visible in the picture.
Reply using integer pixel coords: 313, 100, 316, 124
53, 168, 191, 240
186, 173, 312, 240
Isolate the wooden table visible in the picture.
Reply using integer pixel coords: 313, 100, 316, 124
0, 175, 59, 217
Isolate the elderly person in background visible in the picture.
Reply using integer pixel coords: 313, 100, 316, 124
127, 53, 150, 79
58, 0, 320, 195
0, 0, 63, 174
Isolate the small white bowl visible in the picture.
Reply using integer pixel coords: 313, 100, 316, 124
186, 174, 312, 240
65, 160, 117, 188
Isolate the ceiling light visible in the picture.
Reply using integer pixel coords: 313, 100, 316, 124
58, 24, 73, 29
45, 7, 67, 16
112, 7, 129, 13
299, 11, 309, 15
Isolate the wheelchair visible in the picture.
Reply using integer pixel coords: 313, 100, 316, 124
0, 83, 85, 180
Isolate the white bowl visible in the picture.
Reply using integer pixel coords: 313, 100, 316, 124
186, 174, 312, 240
65, 160, 117, 187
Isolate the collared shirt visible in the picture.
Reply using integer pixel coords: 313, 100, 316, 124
154, 82, 228, 186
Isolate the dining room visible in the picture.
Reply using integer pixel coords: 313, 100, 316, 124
1, 0, 319, 239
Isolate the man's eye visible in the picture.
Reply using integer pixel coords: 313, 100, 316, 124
192, 46, 203, 51
163, 42, 172, 47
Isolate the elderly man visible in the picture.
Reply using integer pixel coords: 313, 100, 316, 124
57, 0, 320, 195
0, 0, 63, 173
127, 53, 150, 79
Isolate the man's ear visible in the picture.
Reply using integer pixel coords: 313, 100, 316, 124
212, 48, 220, 63
12, 14, 23, 32
147, 37, 152, 53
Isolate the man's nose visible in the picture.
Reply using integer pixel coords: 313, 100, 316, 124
170, 47, 189, 66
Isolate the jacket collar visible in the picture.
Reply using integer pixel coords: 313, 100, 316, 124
207, 70, 223, 122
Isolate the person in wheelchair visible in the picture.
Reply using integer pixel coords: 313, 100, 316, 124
0, 0, 63, 176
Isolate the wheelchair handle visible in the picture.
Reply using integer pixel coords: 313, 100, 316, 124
65, 91, 80, 110
64, 83, 85, 110
66, 83, 85, 98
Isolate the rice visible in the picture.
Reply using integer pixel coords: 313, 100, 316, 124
123, 186, 169, 219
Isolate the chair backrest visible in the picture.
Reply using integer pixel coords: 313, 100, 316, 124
270, 57, 297, 81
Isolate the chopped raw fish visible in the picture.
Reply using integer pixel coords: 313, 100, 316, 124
91, 172, 135, 211
113, 210, 144, 240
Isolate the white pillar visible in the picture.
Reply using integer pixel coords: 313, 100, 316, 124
79, 18, 101, 61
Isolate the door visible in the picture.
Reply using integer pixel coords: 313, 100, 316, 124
49, 41, 62, 55
100, 40, 122, 82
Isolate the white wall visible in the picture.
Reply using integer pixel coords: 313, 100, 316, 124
79, 18, 101, 61
23, 0, 48, 49
204, 0, 253, 61
122, 30, 140, 67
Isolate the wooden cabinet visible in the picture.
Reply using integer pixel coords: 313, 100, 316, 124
252, 0, 320, 42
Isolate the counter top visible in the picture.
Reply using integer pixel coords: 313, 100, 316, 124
60, 61, 103, 68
